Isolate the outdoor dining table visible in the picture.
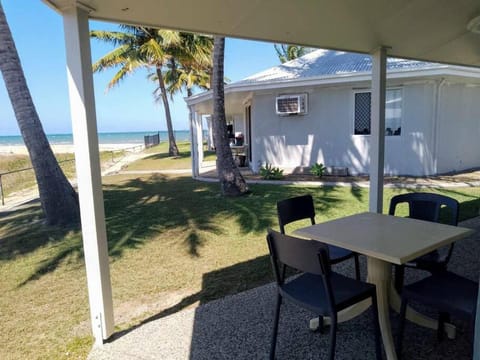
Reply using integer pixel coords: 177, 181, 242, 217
293, 211, 475, 360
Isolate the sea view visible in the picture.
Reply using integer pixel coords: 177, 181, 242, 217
0, 130, 192, 146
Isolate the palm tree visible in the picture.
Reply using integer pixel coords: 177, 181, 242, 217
90, 26, 182, 156
163, 58, 211, 98
211, 36, 248, 196
158, 33, 213, 98
274, 44, 312, 63
0, 2, 79, 225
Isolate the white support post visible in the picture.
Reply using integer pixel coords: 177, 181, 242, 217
189, 110, 204, 178
189, 107, 199, 178
62, 6, 114, 343
195, 112, 204, 168
369, 47, 387, 213
206, 115, 214, 151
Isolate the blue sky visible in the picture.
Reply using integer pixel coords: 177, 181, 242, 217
0, 0, 280, 135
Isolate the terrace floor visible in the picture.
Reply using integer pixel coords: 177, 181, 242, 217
88, 217, 480, 360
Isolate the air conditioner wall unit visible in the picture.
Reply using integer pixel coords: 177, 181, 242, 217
275, 93, 308, 116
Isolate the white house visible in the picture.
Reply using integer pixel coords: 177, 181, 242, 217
187, 49, 480, 176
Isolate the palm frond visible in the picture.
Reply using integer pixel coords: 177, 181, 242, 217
92, 44, 131, 72
92, 25, 213, 98
158, 30, 181, 46
90, 30, 137, 46
140, 38, 166, 64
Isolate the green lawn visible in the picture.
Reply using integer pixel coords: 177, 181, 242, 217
0, 158, 479, 359
126, 141, 216, 170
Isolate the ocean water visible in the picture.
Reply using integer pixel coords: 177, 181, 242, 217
0, 131, 192, 146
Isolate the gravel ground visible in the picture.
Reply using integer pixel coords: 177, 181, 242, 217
88, 218, 480, 360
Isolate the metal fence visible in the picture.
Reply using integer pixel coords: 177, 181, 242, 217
0, 158, 75, 206
0, 145, 144, 206
144, 132, 160, 148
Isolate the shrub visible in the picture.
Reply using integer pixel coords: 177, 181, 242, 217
310, 162, 326, 177
259, 163, 284, 180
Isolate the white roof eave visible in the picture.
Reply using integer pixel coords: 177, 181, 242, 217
185, 65, 480, 106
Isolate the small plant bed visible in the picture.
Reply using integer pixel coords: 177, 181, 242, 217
241, 171, 368, 183
310, 162, 326, 178
259, 164, 284, 180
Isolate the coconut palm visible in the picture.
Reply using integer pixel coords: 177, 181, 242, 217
91, 26, 182, 156
211, 36, 248, 196
0, 2, 79, 225
155, 33, 213, 99
163, 58, 211, 98
274, 44, 312, 63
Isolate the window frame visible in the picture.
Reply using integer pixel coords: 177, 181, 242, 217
352, 87, 403, 137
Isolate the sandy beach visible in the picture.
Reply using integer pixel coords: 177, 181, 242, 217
0, 143, 144, 155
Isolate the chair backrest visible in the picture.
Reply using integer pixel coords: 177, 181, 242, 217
277, 195, 315, 234
389, 192, 459, 226
389, 192, 460, 264
266, 228, 330, 281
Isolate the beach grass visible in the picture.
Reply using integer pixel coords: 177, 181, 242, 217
127, 141, 216, 170
0, 163, 479, 359
0, 151, 125, 200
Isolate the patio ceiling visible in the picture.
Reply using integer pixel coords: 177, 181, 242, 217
45, 0, 480, 67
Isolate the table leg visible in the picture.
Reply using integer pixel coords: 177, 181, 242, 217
367, 257, 397, 360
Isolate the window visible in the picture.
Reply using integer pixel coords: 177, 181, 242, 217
354, 92, 371, 135
385, 89, 402, 136
354, 89, 403, 136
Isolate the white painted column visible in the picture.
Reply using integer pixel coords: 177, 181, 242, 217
195, 112, 204, 167
369, 47, 387, 213
189, 110, 204, 178
206, 115, 214, 150
189, 107, 199, 177
63, 6, 114, 343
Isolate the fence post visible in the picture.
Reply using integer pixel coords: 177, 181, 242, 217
0, 174, 4, 206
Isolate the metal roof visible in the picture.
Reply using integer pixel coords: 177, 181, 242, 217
238, 49, 445, 84
185, 48, 480, 108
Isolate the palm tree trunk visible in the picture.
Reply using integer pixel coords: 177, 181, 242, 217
156, 66, 179, 157
212, 36, 248, 196
0, 3, 79, 226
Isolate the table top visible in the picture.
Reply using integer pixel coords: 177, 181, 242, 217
293, 212, 475, 265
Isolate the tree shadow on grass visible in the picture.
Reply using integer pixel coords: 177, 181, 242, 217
1, 175, 368, 286
0, 199, 80, 261
141, 150, 191, 161
0, 199, 84, 286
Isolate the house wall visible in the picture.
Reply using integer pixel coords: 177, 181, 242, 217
232, 114, 246, 136
436, 82, 480, 174
250, 82, 440, 175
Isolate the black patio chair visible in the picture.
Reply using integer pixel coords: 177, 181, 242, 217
396, 271, 478, 357
266, 229, 382, 360
277, 194, 361, 280
388, 192, 459, 291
